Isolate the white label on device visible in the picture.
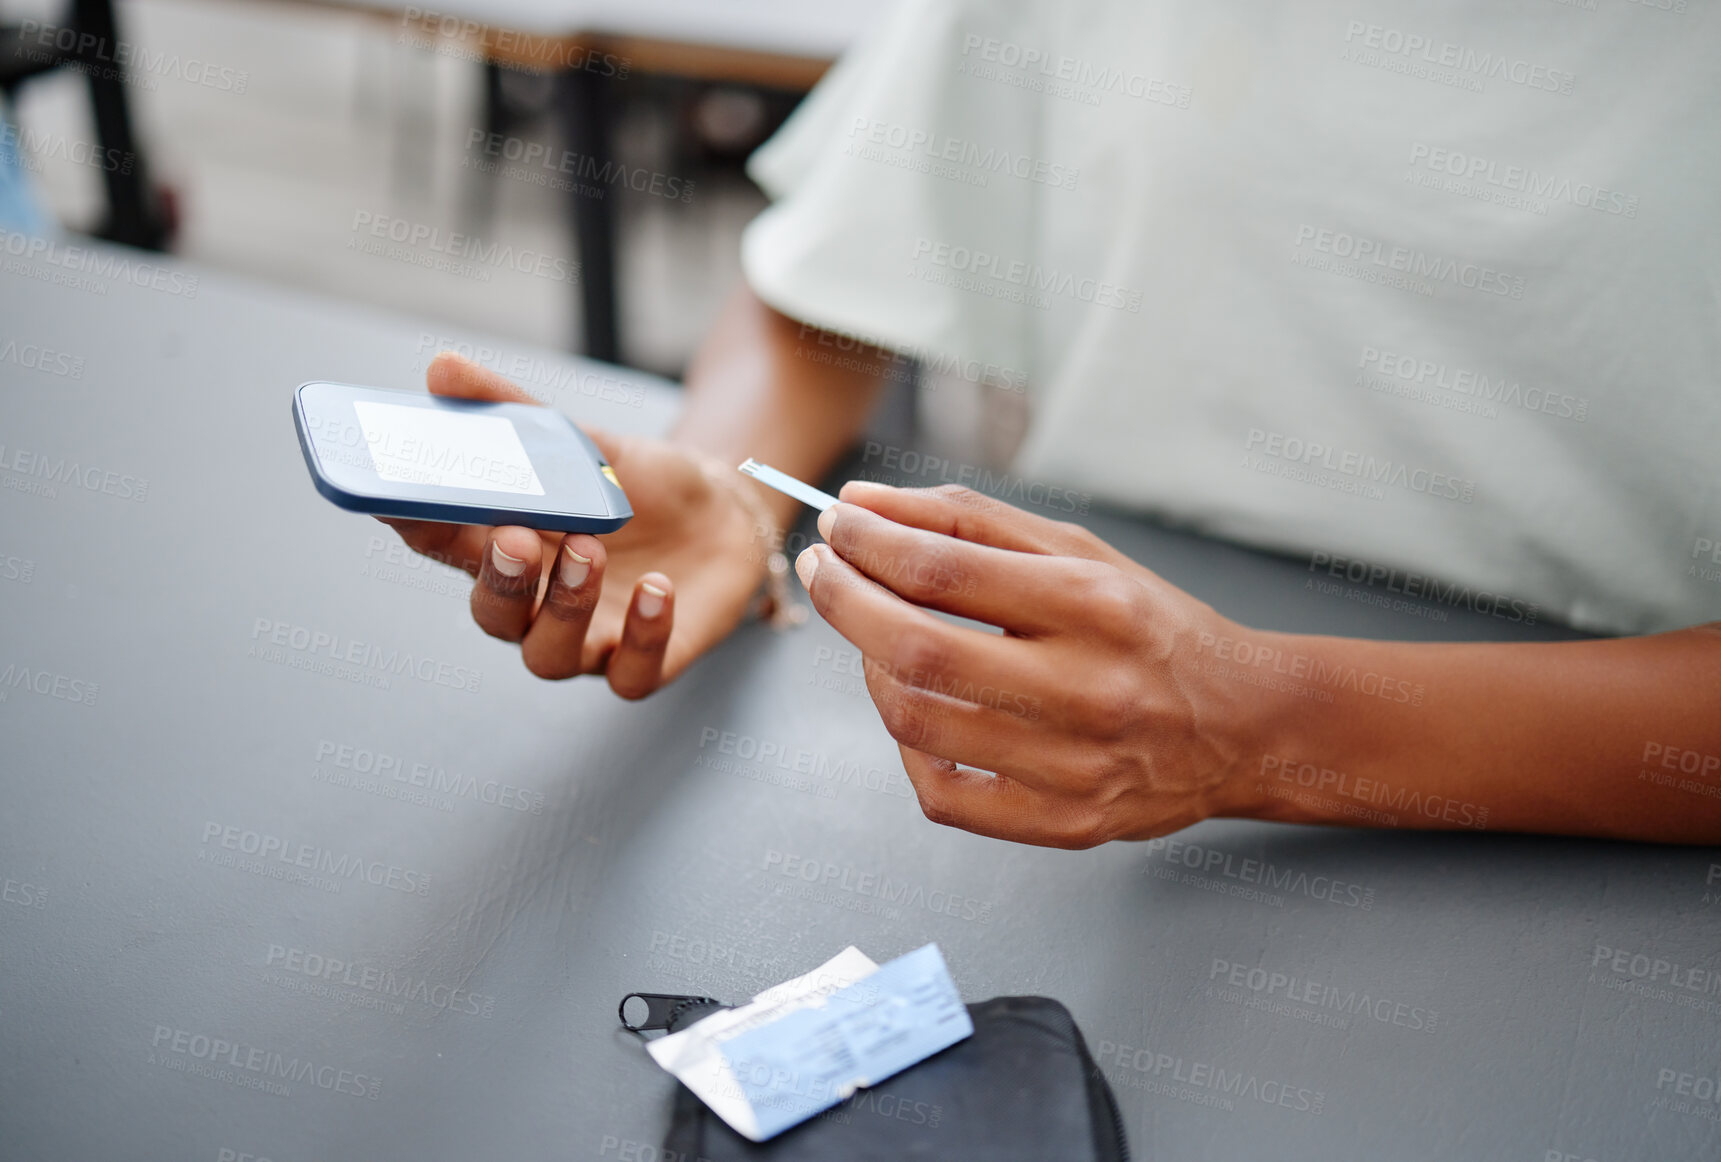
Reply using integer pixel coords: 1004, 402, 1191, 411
352, 401, 546, 496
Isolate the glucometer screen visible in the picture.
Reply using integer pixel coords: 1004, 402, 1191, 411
351, 401, 546, 496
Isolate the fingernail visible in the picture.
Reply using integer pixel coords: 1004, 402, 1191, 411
560, 546, 591, 588
637, 582, 667, 619
816, 505, 837, 541
795, 546, 819, 589
491, 543, 528, 577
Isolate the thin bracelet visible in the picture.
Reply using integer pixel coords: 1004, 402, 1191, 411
692, 453, 808, 630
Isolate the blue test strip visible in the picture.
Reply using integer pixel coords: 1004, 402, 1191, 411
718, 943, 973, 1140
737, 459, 841, 512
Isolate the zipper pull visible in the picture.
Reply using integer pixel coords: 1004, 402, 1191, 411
618, 992, 724, 1033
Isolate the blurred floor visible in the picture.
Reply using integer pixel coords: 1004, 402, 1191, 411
9, 0, 770, 377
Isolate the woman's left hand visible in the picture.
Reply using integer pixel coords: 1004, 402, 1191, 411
795, 481, 1260, 848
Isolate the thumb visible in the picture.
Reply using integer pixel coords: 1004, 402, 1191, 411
425, 351, 537, 404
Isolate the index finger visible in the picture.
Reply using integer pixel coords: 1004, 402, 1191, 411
375, 518, 490, 577
836, 480, 1109, 560
816, 502, 1107, 636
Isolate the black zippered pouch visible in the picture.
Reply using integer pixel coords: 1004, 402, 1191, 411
620, 992, 1130, 1161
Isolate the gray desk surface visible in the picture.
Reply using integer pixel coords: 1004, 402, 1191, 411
2, 251, 1718, 1162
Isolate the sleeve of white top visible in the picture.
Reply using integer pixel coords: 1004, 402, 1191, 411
739, 0, 1043, 379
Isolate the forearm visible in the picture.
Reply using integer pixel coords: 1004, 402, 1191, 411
1212, 623, 1721, 843
672, 283, 890, 532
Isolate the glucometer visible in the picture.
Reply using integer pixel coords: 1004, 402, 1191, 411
292, 381, 632, 532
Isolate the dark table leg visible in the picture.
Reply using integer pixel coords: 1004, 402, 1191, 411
556, 64, 619, 364
74, 0, 170, 250
462, 61, 509, 229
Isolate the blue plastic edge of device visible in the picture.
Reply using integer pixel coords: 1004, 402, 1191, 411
291, 382, 633, 534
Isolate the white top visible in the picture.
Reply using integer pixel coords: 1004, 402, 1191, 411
740, 0, 1721, 636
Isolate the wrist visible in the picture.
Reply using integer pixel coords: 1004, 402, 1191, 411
1186, 620, 1325, 824
683, 449, 807, 629
1197, 625, 1406, 826
670, 437, 798, 538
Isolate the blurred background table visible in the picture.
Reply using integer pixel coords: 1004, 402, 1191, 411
335, 0, 876, 80
315, 0, 882, 362
7, 0, 879, 369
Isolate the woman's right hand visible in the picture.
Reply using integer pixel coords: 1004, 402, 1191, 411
378, 352, 775, 699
